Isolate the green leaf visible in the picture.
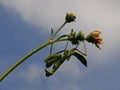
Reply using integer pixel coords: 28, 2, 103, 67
73, 51, 87, 67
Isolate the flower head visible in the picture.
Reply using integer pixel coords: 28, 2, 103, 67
86, 30, 103, 49
65, 13, 76, 23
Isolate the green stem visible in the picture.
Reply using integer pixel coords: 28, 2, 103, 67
0, 38, 68, 82
0, 21, 68, 82
49, 22, 67, 39
0, 41, 49, 82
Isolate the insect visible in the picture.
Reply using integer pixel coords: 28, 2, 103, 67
45, 29, 87, 77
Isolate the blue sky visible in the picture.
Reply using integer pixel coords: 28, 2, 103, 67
0, 0, 120, 90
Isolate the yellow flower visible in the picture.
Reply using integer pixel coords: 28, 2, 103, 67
86, 30, 103, 49
65, 13, 76, 23
92, 30, 103, 44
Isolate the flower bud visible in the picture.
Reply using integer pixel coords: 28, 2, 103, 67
76, 31, 85, 41
86, 30, 103, 49
65, 13, 76, 23
68, 30, 78, 45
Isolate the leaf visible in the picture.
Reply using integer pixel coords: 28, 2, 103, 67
73, 51, 87, 67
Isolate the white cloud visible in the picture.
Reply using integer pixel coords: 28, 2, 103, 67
1, 1, 120, 90
0, 1, 119, 41
52, 83, 82, 90
17, 62, 83, 90
0, 0, 120, 73
1, 0, 119, 29
19, 64, 43, 81
58, 57, 84, 78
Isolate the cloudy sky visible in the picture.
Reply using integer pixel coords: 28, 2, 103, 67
0, 0, 120, 90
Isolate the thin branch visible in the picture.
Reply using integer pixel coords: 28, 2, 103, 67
0, 38, 68, 82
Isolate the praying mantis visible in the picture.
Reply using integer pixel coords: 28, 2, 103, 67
44, 29, 87, 77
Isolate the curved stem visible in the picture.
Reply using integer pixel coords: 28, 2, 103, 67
0, 41, 49, 82
0, 21, 68, 82
0, 38, 68, 82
